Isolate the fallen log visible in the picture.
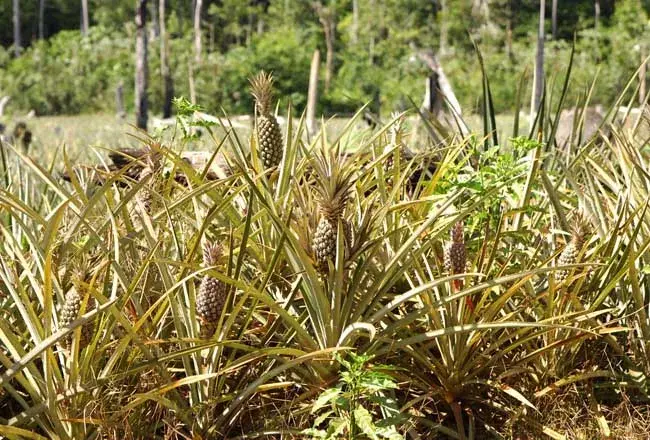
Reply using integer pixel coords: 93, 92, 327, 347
60, 146, 233, 187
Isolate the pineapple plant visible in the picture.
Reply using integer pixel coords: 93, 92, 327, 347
556, 214, 591, 285
250, 71, 284, 170
59, 272, 95, 350
311, 150, 356, 271
196, 240, 228, 338
445, 221, 473, 310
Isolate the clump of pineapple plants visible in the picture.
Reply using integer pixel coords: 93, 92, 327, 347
2, 64, 650, 440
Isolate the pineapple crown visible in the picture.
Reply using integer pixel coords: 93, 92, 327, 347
450, 221, 464, 244
202, 240, 224, 267
569, 212, 592, 245
249, 71, 276, 115
71, 259, 93, 287
311, 147, 356, 220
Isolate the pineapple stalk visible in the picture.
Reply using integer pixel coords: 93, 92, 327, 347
250, 71, 284, 169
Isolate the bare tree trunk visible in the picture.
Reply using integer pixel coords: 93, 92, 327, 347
594, 0, 600, 30
307, 50, 320, 135
424, 75, 437, 114
246, 10, 252, 45
324, 19, 334, 92
189, 60, 197, 105
368, 0, 376, 65
151, 0, 160, 39
256, 13, 264, 34
116, 81, 126, 118
439, 0, 449, 56
209, 22, 215, 53
641, 46, 648, 105
472, 0, 490, 20
177, 1, 184, 31
316, 5, 335, 92
135, 0, 149, 130
13, 0, 21, 57
532, 0, 545, 116
39, 0, 46, 39
81, 0, 90, 36
551, 0, 557, 39
160, 0, 174, 118
194, 0, 203, 64
414, 49, 462, 117
351, 0, 359, 44
506, 19, 513, 59
0, 96, 10, 117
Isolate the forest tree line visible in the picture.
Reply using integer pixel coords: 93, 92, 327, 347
0, 0, 648, 118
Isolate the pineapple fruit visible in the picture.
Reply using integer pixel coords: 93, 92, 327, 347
59, 273, 94, 350
196, 241, 228, 338
250, 71, 283, 169
311, 151, 355, 271
136, 149, 162, 214
557, 214, 591, 284
445, 221, 473, 310
445, 221, 466, 276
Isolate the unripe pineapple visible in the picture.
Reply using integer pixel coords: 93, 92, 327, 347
196, 241, 228, 338
445, 221, 473, 310
250, 71, 283, 169
59, 275, 94, 350
311, 150, 355, 271
445, 221, 466, 276
557, 214, 591, 284
136, 151, 162, 214
314, 216, 352, 268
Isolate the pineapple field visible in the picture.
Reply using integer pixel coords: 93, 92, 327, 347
2, 61, 650, 440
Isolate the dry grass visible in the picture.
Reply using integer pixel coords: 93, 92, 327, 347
3, 112, 521, 164
504, 387, 650, 440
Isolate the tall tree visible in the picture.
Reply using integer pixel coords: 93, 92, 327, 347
12, 0, 21, 57
314, 2, 335, 92
135, 0, 149, 130
39, 0, 46, 39
532, 0, 545, 115
152, 0, 160, 38
160, 0, 174, 118
194, 0, 204, 64
439, 0, 449, 56
351, 0, 359, 44
307, 49, 320, 135
552, 0, 558, 39
640, 45, 647, 105
81, 0, 90, 36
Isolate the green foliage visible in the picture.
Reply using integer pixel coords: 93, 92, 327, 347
1, 0, 648, 116
0, 27, 132, 114
1, 63, 650, 437
304, 352, 404, 440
